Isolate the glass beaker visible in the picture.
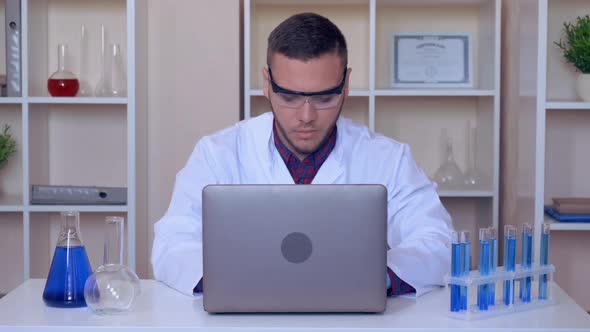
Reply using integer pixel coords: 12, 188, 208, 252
95, 43, 127, 97
47, 44, 80, 97
433, 129, 465, 188
42, 211, 93, 308
84, 216, 141, 315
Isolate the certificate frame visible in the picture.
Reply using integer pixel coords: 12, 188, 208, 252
391, 33, 473, 88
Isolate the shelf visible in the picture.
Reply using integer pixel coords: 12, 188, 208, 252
545, 110, 590, 202
375, 0, 498, 90
545, 101, 590, 110
0, 206, 24, 212
0, 194, 24, 212
438, 190, 494, 197
27, 97, 128, 105
545, 215, 590, 231
375, 89, 495, 97
0, 98, 24, 104
375, 96, 494, 179
27, 205, 128, 213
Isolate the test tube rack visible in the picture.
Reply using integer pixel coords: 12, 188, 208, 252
447, 263, 555, 320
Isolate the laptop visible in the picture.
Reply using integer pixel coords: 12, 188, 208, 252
202, 184, 388, 313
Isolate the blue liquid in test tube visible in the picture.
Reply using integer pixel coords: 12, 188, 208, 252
478, 228, 490, 311
503, 225, 517, 306
539, 223, 550, 300
488, 227, 497, 306
520, 223, 533, 303
451, 231, 461, 312
460, 231, 471, 311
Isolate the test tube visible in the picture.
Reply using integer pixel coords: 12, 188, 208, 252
460, 230, 471, 310
478, 228, 490, 311
503, 225, 517, 305
520, 223, 533, 303
451, 231, 461, 312
487, 227, 497, 306
539, 223, 550, 300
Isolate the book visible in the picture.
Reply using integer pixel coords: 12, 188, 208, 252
552, 197, 590, 214
544, 206, 590, 223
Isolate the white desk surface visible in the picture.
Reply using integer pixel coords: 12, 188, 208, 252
0, 279, 589, 331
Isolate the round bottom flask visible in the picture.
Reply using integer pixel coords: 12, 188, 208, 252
84, 263, 141, 314
84, 216, 141, 314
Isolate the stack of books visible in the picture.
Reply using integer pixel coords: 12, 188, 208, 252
544, 198, 590, 222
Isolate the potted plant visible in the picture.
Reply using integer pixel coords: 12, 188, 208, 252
555, 15, 590, 101
0, 124, 17, 171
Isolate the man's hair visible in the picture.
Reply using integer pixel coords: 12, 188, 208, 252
267, 12, 348, 68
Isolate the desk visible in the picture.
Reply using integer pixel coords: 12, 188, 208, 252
0, 279, 589, 331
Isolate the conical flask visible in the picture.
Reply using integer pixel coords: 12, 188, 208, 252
42, 211, 93, 308
433, 130, 465, 188
84, 216, 141, 315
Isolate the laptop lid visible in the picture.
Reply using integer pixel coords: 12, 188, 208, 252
202, 184, 387, 313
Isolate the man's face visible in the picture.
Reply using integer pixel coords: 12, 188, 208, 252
263, 53, 350, 161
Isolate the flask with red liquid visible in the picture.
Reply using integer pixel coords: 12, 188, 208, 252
47, 44, 79, 97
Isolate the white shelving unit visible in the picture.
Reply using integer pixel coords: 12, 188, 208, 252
244, 0, 501, 265
502, 0, 590, 310
0, 0, 136, 295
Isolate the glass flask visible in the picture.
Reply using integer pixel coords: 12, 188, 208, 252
77, 24, 93, 96
95, 43, 127, 97
433, 130, 465, 188
464, 121, 481, 186
42, 211, 93, 308
84, 216, 141, 315
47, 44, 80, 97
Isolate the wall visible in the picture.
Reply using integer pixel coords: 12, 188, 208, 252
139, 0, 241, 278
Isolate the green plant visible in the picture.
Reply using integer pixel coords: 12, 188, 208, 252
555, 15, 590, 74
0, 124, 17, 169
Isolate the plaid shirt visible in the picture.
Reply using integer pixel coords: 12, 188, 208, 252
194, 124, 415, 296
273, 125, 337, 184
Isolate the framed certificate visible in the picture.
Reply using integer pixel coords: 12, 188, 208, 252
391, 33, 473, 88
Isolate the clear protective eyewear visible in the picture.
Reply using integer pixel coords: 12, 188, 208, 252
268, 66, 347, 110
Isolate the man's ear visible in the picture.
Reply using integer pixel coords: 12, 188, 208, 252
262, 67, 270, 99
344, 67, 352, 98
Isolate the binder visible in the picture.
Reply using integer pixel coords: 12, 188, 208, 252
31, 185, 127, 205
5, 0, 21, 97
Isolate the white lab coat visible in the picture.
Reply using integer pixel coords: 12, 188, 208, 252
151, 112, 453, 297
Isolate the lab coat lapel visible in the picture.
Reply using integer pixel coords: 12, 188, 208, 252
253, 113, 294, 184
311, 123, 344, 184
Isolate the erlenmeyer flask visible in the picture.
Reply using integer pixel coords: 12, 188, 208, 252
96, 43, 127, 97
47, 44, 79, 97
42, 211, 93, 308
84, 216, 141, 315
433, 130, 465, 188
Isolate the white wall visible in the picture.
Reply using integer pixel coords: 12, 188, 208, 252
140, 0, 240, 277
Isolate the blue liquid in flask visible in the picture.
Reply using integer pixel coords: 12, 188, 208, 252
42, 211, 93, 308
43, 246, 92, 307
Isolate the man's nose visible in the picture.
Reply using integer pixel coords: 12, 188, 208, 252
298, 99, 317, 123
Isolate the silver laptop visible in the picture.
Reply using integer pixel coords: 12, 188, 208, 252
202, 184, 387, 313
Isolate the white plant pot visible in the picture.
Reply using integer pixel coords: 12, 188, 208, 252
576, 73, 590, 102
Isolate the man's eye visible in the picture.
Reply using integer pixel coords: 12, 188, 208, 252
317, 95, 337, 103
279, 94, 297, 102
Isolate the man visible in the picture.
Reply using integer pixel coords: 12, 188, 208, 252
151, 12, 452, 298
